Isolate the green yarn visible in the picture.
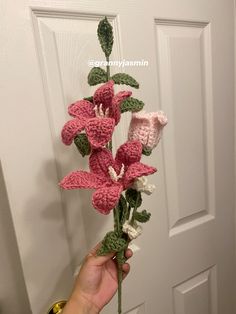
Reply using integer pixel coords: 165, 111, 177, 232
111, 73, 139, 89
142, 146, 152, 156
74, 134, 91, 157
118, 194, 128, 227
134, 210, 151, 223
120, 97, 144, 113
97, 231, 127, 255
83, 96, 93, 102
88, 67, 108, 86
125, 189, 142, 208
97, 17, 113, 58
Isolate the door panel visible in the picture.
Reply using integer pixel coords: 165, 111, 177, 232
155, 19, 215, 235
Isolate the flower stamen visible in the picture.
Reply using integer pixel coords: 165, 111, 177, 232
108, 163, 125, 182
94, 103, 109, 118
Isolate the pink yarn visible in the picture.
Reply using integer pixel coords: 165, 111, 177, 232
92, 185, 123, 215
111, 91, 132, 124
93, 80, 115, 108
61, 80, 132, 148
61, 118, 86, 145
85, 117, 115, 149
128, 111, 168, 149
60, 171, 106, 189
60, 140, 156, 214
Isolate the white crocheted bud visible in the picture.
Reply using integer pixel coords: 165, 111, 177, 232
122, 220, 142, 240
132, 176, 156, 195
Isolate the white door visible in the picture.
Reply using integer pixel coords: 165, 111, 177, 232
0, 0, 235, 313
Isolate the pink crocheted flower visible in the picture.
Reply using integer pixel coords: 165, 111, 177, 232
60, 140, 156, 215
128, 111, 168, 150
61, 80, 132, 148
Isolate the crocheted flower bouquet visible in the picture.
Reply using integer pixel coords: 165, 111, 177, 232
59, 17, 167, 314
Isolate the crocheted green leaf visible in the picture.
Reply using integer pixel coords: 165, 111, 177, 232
88, 67, 108, 86
111, 73, 139, 88
120, 97, 144, 113
97, 231, 127, 255
142, 147, 152, 156
74, 134, 91, 157
83, 96, 93, 102
125, 189, 142, 208
97, 17, 113, 58
134, 210, 151, 223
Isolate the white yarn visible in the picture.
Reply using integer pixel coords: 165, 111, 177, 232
132, 176, 156, 195
94, 103, 109, 118
122, 220, 142, 240
108, 163, 125, 182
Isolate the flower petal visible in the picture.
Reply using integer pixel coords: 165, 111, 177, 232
92, 184, 123, 215
93, 80, 114, 108
61, 118, 85, 145
85, 117, 115, 148
128, 113, 150, 147
59, 171, 105, 189
112, 90, 132, 106
123, 162, 157, 188
89, 148, 114, 179
111, 91, 132, 124
147, 111, 168, 148
115, 140, 142, 166
68, 100, 95, 119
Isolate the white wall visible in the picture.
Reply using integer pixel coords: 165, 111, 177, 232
0, 161, 31, 314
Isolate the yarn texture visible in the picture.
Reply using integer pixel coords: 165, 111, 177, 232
58, 16, 168, 314
60, 140, 156, 214
128, 110, 168, 151
61, 80, 131, 148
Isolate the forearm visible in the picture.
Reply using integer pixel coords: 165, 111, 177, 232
62, 295, 99, 314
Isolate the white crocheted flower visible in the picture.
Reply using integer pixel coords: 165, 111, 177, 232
128, 110, 168, 150
132, 176, 156, 195
122, 220, 142, 240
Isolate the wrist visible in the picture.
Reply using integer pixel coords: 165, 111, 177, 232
63, 295, 99, 314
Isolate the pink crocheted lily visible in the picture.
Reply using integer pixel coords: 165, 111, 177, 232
60, 140, 156, 214
61, 80, 132, 148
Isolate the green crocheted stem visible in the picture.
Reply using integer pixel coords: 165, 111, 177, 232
106, 56, 110, 80
117, 250, 124, 314
125, 188, 142, 208
114, 203, 121, 236
114, 197, 129, 314
130, 192, 141, 226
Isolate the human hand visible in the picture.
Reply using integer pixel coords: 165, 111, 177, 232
63, 243, 133, 314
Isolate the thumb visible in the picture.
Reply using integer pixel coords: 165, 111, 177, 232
86, 242, 115, 266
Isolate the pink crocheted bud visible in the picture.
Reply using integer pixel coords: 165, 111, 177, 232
128, 111, 168, 150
